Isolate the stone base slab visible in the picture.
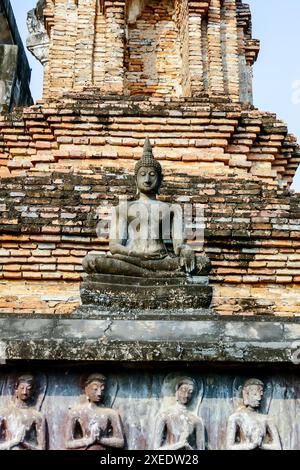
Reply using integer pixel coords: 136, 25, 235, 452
0, 312, 299, 364
80, 274, 212, 309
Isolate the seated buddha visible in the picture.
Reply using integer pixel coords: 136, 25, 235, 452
82, 138, 211, 279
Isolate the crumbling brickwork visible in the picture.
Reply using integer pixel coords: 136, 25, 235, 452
0, 97, 298, 184
41, 0, 259, 102
125, 0, 182, 97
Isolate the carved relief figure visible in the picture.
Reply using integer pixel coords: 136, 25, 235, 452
226, 378, 282, 450
83, 138, 211, 278
0, 374, 46, 450
65, 374, 124, 450
153, 376, 205, 450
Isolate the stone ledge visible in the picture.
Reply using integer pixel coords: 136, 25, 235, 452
0, 314, 299, 364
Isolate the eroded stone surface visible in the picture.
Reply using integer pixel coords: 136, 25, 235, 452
0, 44, 17, 112
0, 314, 299, 363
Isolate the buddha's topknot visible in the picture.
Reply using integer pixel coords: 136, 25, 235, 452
134, 137, 162, 178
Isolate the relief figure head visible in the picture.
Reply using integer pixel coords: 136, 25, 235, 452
84, 373, 107, 404
175, 377, 195, 406
14, 374, 35, 403
242, 378, 264, 409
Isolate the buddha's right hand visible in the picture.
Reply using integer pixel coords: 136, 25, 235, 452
179, 245, 196, 273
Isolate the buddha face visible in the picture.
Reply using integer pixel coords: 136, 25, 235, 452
243, 384, 264, 409
15, 380, 34, 403
85, 380, 106, 404
176, 382, 194, 406
136, 166, 160, 195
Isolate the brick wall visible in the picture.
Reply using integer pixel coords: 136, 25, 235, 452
0, 97, 298, 185
125, 0, 182, 97
0, 168, 300, 316
41, 0, 259, 102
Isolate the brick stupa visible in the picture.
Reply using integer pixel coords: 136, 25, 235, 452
1, 0, 299, 317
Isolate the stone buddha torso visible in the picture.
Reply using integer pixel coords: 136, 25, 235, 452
229, 408, 269, 448
65, 376, 124, 451
226, 381, 282, 450
153, 380, 205, 451
122, 199, 170, 259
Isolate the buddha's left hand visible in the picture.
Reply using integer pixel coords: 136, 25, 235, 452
179, 245, 196, 273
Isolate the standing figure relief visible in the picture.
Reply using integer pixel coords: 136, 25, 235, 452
226, 378, 282, 450
0, 373, 47, 450
153, 375, 205, 450
65, 373, 125, 450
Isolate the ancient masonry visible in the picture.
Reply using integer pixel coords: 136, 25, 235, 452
0, 0, 299, 317
0, 0, 300, 451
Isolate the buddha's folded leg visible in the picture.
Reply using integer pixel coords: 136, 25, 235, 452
113, 254, 181, 271
95, 257, 151, 277
139, 258, 194, 278
82, 253, 152, 277
112, 254, 152, 268
140, 257, 182, 272
139, 255, 211, 275
83, 253, 211, 277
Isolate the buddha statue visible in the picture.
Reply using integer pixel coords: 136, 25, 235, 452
82, 138, 211, 280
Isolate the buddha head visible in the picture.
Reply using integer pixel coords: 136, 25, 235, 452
242, 378, 264, 409
175, 377, 196, 406
14, 374, 35, 404
83, 373, 107, 404
135, 138, 162, 195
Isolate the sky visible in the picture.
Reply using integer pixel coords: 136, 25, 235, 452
9, 0, 300, 191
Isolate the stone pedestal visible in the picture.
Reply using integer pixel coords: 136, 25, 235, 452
80, 274, 212, 310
